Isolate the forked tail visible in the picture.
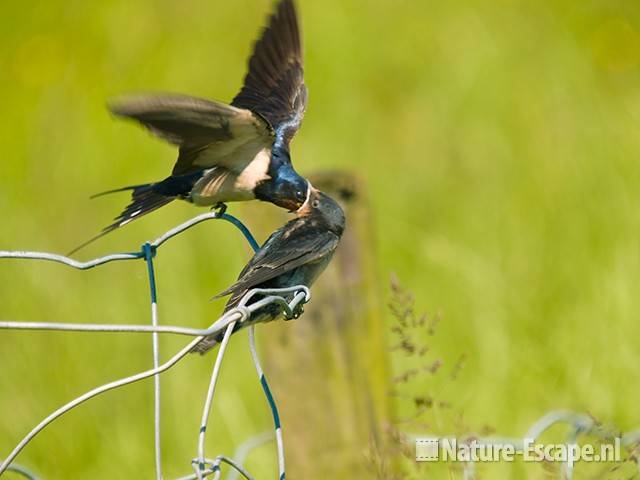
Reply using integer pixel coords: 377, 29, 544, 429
68, 183, 175, 255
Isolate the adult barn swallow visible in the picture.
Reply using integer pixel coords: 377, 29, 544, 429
192, 187, 346, 354
76, 0, 308, 251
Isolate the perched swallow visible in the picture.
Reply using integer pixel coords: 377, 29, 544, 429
73, 0, 308, 253
192, 186, 346, 354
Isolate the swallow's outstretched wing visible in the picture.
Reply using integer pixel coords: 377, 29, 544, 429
109, 94, 271, 175
232, 0, 307, 145
215, 220, 339, 309
110, 0, 305, 177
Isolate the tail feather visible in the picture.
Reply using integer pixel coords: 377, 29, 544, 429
191, 335, 222, 355
68, 183, 175, 255
190, 320, 243, 354
89, 184, 152, 199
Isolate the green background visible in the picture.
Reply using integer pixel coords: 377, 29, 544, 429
1, 0, 640, 478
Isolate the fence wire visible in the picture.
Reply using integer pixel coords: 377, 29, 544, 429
0, 211, 308, 479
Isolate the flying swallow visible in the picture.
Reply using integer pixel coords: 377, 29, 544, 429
192, 186, 346, 354
73, 0, 308, 253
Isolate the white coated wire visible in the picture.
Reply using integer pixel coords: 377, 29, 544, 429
0, 212, 310, 479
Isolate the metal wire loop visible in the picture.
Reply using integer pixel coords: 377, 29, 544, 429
0, 212, 300, 479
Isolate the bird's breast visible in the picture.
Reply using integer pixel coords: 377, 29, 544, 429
190, 149, 271, 205
233, 148, 272, 192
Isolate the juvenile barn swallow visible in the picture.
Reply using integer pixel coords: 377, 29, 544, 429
192, 187, 345, 354
74, 0, 308, 252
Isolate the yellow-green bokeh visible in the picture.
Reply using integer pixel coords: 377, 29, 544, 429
1, 0, 640, 478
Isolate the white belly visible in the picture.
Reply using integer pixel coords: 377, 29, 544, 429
190, 149, 271, 205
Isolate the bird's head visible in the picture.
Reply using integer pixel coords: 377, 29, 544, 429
255, 160, 309, 212
297, 186, 346, 236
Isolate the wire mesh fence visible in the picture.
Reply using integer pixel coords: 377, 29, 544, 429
0, 211, 308, 479
3, 212, 639, 479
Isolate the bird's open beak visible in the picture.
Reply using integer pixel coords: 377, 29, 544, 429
276, 182, 317, 213
295, 183, 319, 215
279, 197, 303, 212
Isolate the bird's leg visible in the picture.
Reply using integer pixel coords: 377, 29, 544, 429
211, 202, 227, 216
284, 303, 304, 321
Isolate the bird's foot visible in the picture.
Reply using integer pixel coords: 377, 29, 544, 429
211, 202, 227, 217
285, 303, 304, 321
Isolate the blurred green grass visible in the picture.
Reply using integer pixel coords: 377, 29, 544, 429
2, 0, 640, 478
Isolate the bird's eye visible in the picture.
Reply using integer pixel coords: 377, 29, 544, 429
295, 190, 306, 202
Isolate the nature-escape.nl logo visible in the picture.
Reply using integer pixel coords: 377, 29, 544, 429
415, 437, 621, 463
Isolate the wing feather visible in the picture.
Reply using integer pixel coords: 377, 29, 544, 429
231, 0, 307, 143
109, 94, 271, 174
214, 221, 339, 302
